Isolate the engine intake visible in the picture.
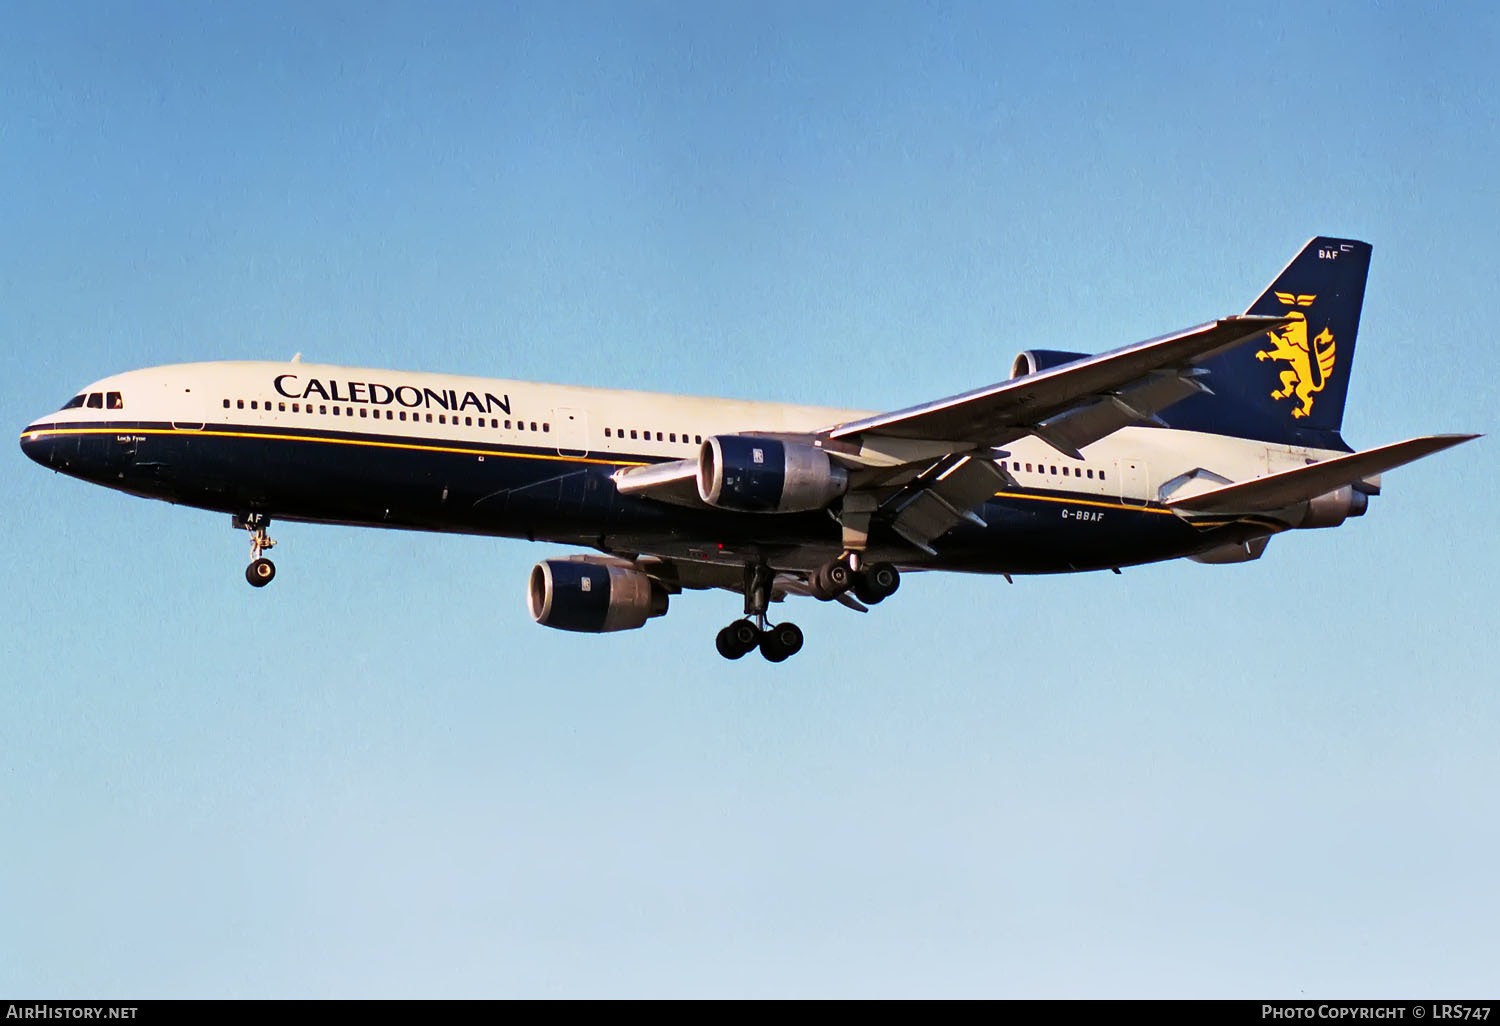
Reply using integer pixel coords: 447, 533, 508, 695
528, 558, 669, 633
1011, 349, 1090, 378
697, 435, 848, 513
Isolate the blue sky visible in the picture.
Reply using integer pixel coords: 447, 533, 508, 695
2, 1, 1496, 998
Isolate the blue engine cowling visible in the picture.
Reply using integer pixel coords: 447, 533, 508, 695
697, 435, 849, 513
528, 558, 669, 633
1010, 349, 1091, 378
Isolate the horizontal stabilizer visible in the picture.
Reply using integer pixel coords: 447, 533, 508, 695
1170, 434, 1480, 515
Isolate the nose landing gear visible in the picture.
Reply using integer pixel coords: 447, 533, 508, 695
234, 513, 277, 588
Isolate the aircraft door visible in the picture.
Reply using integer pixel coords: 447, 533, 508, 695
1118, 457, 1149, 507
170, 384, 207, 431
553, 407, 589, 458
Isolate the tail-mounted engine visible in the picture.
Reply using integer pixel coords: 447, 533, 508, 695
1291, 484, 1369, 529
1011, 349, 1090, 378
528, 557, 669, 633
697, 435, 849, 513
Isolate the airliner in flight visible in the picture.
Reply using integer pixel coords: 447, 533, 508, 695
19, 237, 1476, 662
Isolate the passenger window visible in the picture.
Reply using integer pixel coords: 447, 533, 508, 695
439, 414, 446, 424
346, 407, 353, 417
465, 416, 472, 426
107, 392, 123, 410
333, 407, 340, 416
251, 401, 258, 410
1099, 470, 1106, 481
87, 393, 103, 409
504, 419, 511, 429
359, 408, 367, 418
630, 430, 638, 439
399, 411, 406, 421
292, 403, 299, 413
237, 400, 245, 410
1087, 468, 1093, 479
223, 399, 231, 409
62, 394, 86, 410
278, 402, 286, 412
543, 423, 549, 433
655, 431, 662, 441
605, 428, 612, 437
669, 433, 676, 443
387, 410, 393, 420
531, 422, 538, 432
491, 418, 498, 428
425, 413, 432, 423
695, 435, 703, 444
1025, 463, 1032, 472
319, 405, 327, 414
1050, 466, 1057, 475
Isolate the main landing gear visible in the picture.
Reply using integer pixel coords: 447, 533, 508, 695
809, 555, 900, 605
234, 513, 277, 588
716, 562, 804, 663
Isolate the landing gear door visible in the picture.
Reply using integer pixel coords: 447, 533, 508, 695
554, 407, 589, 458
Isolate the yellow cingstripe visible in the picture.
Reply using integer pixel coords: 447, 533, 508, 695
25, 427, 1191, 519
19, 426, 650, 468
990, 489, 1173, 516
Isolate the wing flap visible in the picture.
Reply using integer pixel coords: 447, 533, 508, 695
1170, 434, 1480, 515
1030, 368, 1213, 458
887, 454, 1012, 553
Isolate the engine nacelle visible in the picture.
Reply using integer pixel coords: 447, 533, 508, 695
1010, 349, 1090, 378
1292, 484, 1369, 529
528, 558, 669, 633
697, 435, 849, 513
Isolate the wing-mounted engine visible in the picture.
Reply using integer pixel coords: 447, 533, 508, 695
697, 435, 849, 513
1010, 349, 1091, 378
528, 556, 669, 633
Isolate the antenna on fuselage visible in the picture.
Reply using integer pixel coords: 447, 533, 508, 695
291, 353, 302, 363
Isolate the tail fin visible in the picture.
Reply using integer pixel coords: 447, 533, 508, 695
1161, 237, 1372, 450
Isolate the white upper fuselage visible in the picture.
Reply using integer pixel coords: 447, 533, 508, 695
27, 359, 1346, 514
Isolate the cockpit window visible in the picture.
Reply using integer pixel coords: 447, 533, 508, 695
86, 393, 104, 409
62, 394, 86, 410
107, 391, 123, 410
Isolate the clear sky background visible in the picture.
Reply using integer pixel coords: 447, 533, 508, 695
2, 1, 1496, 999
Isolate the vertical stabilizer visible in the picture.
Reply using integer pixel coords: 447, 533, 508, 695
1160, 237, 1371, 450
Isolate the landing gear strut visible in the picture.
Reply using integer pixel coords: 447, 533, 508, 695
810, 554, 900, 604
715, 562, 805, 663
234, 513, 277, 588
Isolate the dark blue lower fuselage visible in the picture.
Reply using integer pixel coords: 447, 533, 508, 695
20, 420, 1250, 575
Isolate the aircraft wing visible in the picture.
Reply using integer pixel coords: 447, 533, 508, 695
1169, 434, 1480, 515
613, 315, 1299, 554
824, 315, 1290, 458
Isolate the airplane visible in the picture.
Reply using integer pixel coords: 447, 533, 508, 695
18, 236, 1477, 663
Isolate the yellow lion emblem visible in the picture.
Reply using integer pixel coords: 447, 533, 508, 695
1256, 293, 1336, 419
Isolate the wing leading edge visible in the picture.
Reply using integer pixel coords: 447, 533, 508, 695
822, 315, 1292, 457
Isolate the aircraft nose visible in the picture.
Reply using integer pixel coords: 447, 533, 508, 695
20, 425, 53, 467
